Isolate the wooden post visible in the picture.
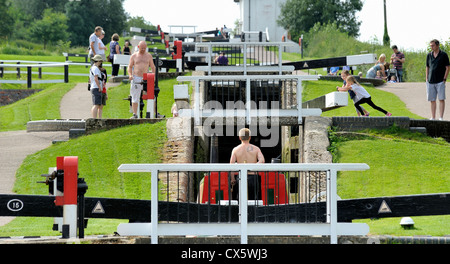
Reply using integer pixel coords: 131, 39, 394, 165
16, 62, 20, 79
27, 67, 32, 88
64, 64, 69, 83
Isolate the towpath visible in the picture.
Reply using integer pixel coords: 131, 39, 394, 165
378, 81, 449, 121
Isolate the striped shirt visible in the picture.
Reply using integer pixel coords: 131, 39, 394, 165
391, 52, 405, 70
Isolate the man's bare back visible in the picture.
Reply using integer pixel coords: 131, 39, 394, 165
229, 128, 265, 195
230, 143, 264, 164
230, 128, 264, 164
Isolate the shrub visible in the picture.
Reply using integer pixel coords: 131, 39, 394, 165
303, 22, 428, 82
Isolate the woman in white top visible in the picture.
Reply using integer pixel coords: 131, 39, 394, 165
338, 76, 392, 117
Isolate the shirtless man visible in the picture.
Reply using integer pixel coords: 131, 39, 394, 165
230, 128, 265, 200
230, 128, 265, 164
128, 41, 156, 118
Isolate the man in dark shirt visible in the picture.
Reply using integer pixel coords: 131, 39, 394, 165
426, 39, 449, 120
214, 52, 229, 65
390, 45, 405, 82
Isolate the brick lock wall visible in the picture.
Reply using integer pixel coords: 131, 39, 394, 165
163, 117, 195, 202
0, 89, 42, 106
332, 116, 450, 142
410, 119, 450, 142
332, 116, 410, 132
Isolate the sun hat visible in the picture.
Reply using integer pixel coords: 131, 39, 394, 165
93, 54, 103, 62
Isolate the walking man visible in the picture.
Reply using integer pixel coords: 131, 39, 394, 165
426, 39, 449, 120
128, 41, 156, 119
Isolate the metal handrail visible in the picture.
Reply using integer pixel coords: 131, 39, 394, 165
118, 163, 370, 244
194, 42, 297, 74
176, 74, 321, 125
0, 61, 70, 88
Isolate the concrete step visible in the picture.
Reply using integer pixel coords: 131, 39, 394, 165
27, 119, 86, 132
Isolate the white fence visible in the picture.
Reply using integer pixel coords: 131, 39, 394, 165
0, 61, 71, 88
193, 42, 297, 75
117, 163, 370, 244
175, 74, 322, 126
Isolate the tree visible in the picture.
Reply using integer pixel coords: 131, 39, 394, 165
12, 0, 69, 20
30, 9, 69, 49
0, 0, 15, 38
96, 0, 127, 42
277, 0, 363, 41
126, 16, 156, 31
65, 0, 127, 47
383, 0, 390, 46
65, 0, 95, 47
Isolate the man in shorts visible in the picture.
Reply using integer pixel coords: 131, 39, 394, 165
127, 41, 156, 118
426, 39, 449, 120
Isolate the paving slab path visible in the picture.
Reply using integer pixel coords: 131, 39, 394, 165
59, 82, 93, 120
378, 81, 449, 121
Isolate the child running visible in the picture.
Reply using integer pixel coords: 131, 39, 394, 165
338, 76, 392, 117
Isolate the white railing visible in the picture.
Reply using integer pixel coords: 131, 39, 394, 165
0, 59, 105, 80
176, 74, 321, 126
117, 163, 370, 244
0, 61, 70, 88
194, 42, 296, 74
240, 30, 269, 42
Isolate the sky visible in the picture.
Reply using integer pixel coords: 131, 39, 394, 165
123, 0, 450, 52
123, 0, 240, 34
358, 0, 450, 52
